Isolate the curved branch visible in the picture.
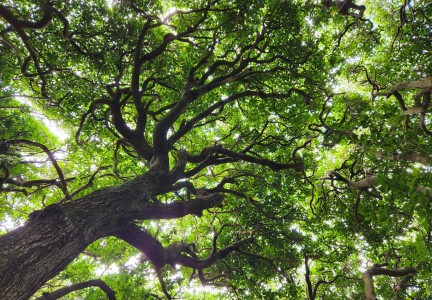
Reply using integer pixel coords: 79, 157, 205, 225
115, 223, 252, 270
75, 98, 111, 145
7, 139, 71, 200
167, 237, 254, 270
363, 266, 417, 300
0, 4, 55, 99
110, 100, 153, 161
36, 279, 116, 300
313, 274, 344, 299
388, 77, 432, 95
0, 3, 54, 30
114, 223, 166, 268
217, 147, 303, 172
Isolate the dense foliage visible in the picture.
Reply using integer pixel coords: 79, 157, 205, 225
0, 0, 431, 299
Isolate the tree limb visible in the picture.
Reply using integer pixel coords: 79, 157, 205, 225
36, 279, 116, 300
363, 266, 417, 300
6, 139, 71, 200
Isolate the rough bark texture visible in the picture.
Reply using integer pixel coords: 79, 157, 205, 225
0, 171, 223, 299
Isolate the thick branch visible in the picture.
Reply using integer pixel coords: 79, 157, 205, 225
0, 171, 224, 299
114, 223, 165, 268
368, 267, 417, 277
363, 266, 417, 300
0, 3, 53, 30
110, 101, 153, 161
388, 76, 432, 95
363, 271, 376, 300
143, 193, 224, 220
400, 106, 425, 115
330, 171, 377, 190
348, 176, 377, 189
115, 222, 251, 271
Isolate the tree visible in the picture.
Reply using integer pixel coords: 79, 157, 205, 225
0, 0, 431, 299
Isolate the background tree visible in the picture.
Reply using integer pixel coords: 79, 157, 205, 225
0, 0, 431, 299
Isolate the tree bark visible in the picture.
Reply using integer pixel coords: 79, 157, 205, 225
363, 270, 377, 300
0, 171, 223, 299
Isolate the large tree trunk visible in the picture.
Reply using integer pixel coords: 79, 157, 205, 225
0, 171, 222, 299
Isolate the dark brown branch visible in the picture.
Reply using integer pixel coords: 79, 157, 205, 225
36, 279, 116, 300
131, 19, 152, 135
65, 166, 111, 201
114, 223, 166, 268
0, 4, 54, 98
313, 274, 344, 299
153, 22, 267, 161
144, 193, 224, 219
3, 178, 61, 188
182, 157, 234, 179
0, 3, 53, 30
367, 267, 417, 277
116, 223, 251, 270
110, 100, 153, 161
304, 256, 314, 300
168, 89, 306, 148
7, 139, 71, 200
185, 143, 302, 172
75, 98, 111, 145
217, 147, 303, 172
167, 238, 254, 269
115, 221, 250, 299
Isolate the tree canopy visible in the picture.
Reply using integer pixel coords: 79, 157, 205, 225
0, 0, 431, 299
